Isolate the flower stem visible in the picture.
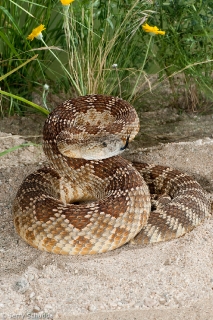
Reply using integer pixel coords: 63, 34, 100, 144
62, 8, 86, 95
40, 38, 81, 95
130, 35, 153, 101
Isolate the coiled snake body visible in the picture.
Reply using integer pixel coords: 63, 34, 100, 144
13, 95, 211, 255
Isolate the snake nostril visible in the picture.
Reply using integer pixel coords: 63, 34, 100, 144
102, 142, 107, 147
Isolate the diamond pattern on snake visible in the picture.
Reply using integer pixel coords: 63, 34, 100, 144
13, 94, 211, 255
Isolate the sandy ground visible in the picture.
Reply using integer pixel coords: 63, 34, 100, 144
0, 131, 213, 319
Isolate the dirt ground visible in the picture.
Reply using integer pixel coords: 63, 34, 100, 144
0, 109, 213, 319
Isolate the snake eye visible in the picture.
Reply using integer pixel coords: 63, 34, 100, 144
102, 142, 107, 147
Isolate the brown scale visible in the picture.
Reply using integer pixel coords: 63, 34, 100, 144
132, 162, 211, 244
13, 94, 211, 255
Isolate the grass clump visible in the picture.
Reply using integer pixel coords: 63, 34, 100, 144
1, 0, 213, 115
1, 0, 155, 115
146, 0, 213, 111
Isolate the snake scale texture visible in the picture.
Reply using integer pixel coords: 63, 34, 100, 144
13, 94, 211, 255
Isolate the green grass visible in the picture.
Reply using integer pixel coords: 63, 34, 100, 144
1, 0, 213, 115
0, 142, 40, 157
147, 0, 213, 110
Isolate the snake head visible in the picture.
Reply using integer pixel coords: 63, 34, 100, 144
57, 131, 129, 160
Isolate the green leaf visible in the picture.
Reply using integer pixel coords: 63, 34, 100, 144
0, 143, 40, 157
0, 6, 23, 36
0, 54, 38, 81
0, 30, 19, 56
0, 89, 49, 115
106, 17, 114, 29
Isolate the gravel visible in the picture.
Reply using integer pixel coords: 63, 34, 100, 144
0, 132, 213, 319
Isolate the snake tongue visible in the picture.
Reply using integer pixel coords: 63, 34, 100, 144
120, 135, 130, 151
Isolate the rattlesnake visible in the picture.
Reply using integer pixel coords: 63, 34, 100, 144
13, 94, 211, 255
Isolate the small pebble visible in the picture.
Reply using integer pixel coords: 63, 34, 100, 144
164, 258, 171, 265
159, 297, 167, 305
33, 306, 41, 312
88, 305, 96, 312
14, 278, 29, 293
109, 302, 117, 308
143, 298, 156, 308
28, 274, 35, 281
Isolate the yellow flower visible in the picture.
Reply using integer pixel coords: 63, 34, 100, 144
60, 0, 75, 5
27, 24, 46, 41
142, 23, 165, 35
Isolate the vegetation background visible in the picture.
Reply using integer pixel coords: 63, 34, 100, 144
1, 0, 213, 116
